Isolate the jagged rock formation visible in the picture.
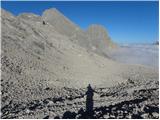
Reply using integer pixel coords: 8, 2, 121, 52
1, 8, 159, 119
86, 24, 117, 56
42, 8, 90, 49
42, 8, 117, 56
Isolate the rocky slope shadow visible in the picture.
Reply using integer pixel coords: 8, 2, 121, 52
1, 77, 159, 119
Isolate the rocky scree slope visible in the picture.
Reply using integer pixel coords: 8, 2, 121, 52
1, 8, 159, 119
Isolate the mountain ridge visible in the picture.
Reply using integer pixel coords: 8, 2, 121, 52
1, 8, 158, 119
42, 8, 117, 56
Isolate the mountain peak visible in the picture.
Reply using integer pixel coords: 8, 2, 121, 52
42, 8, 117, 56
42, 8, 80, 37
42, 8, 61, 15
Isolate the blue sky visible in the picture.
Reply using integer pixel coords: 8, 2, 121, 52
1, 1, 159, 44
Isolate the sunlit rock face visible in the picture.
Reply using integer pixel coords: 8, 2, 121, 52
42, 8, 90, 49
42, 8, 117, 57
86, 24, 117, 56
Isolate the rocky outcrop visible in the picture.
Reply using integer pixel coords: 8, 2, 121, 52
42, 8, 90, 49
86, 24, 117, 56
42, 8, 117, 56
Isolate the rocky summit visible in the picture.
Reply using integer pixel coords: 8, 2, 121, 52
42, 8, 117, 56
1, 8, 159, 119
